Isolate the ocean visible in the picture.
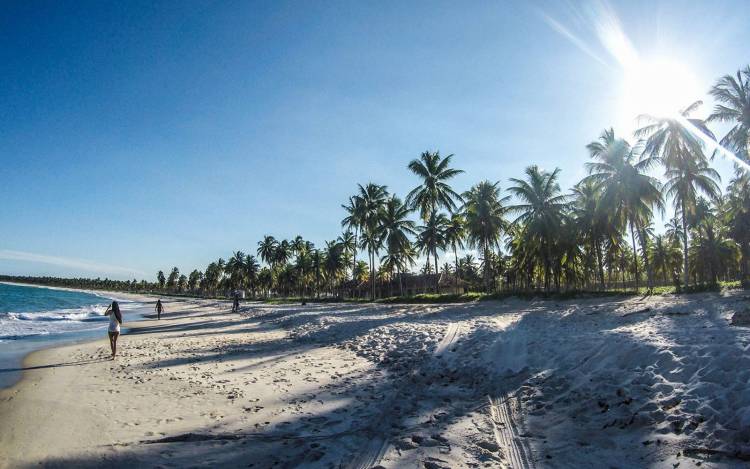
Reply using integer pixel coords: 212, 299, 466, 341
0, 282, 147, 388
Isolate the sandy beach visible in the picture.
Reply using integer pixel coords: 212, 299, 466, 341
1, 292, 750, 468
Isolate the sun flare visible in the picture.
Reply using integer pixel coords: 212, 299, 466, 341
620, 58, 703, 123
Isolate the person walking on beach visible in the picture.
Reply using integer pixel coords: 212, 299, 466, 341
232, 293, 240, 313
155, 299, 164, 320
104, 301, 123, 359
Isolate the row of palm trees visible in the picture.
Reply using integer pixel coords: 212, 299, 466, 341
148, 65, 749, 300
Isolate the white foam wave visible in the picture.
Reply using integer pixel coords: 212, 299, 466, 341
0, 302, 141, 340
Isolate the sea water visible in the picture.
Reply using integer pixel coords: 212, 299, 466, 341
0, 282, 146, 388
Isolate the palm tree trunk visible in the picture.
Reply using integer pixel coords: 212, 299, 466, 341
370, 249, 375, 301
483, 242, 490, 293
636, 223, 654, 291
453, 246, 459, 294
353, 228, 358, 280
595, 240, 605, 290
742, 243, 750, 287
681, 202, 689, 290
434, 249, 440, 294
630, 222, 639, 291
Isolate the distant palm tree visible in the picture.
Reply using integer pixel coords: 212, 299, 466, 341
638, 103, 720, 288
257, 235, 278, 266
664, 159, 721, 287
203, 262, 219, 294
690, 200, 739, 284
324, 240, 346, 295
188, 269, 203, 292
584, 129, 663, 290
571, 180, 607, 289
244, 255, 259, 297
665, 217, 683, 248
416, 211, 449, 292
650, 235, 680, 285
226, 251, 247, 290
291, 236, 305, 256
380, 195, 416, 257
177, 274, 187, 292
508, 165, 568, 291
257, 267, 273, 297
167, 267, 180, 291
157, 270, 166, 290
725, 172, 750, 284
341, 196, 366, 276
708, 65, 750, 163
337, 230, 356, 279
443, 213, 466, 291
357, 183, 388, 299
462, 181, 509, 292
406, 151, 464, 220
353, 260, 369, 284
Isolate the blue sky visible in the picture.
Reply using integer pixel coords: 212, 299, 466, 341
1, 0, 748, 280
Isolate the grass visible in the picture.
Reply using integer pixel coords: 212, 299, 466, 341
257, 281, 747, 305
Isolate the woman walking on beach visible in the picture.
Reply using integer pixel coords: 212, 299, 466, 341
155, 299, 163, 320
104, 301, 123, 359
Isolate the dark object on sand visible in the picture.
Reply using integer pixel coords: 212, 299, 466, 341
730, 308, 750, 327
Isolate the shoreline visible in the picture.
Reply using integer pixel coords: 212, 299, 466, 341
0, 288, 156, 390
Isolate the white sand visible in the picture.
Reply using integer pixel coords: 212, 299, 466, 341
1, 291, 749, 468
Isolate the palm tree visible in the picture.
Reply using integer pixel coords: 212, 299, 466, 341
416, 211, 449, 292
157, 270, 166, 290
341, 196, 366, 276
406, 151, 464, 220
462, 181, 508, 292
257, 235, 278, 266
708, 65, 750, 163
337, 230, 356, 279
508, 165, 568, 291
379, 195, 416, 293
167, 267, 180, 292
650, 235, 679, 285
725, 171, 750, 284
638, 103, 720, 288
275, 240, 292, 267
226, 251, 247, 291
188, 270, 203, 292
324, 240, 346, 296
244, 255, 259, 297
203, 262, 220, 295
690, 200, 739, 285
584, 129, 663, 290
443, 213, 466, 291
177, 274, 188, 292
291, 236, 305, 257
663, 158, 721, 287
257, 267, 273, 297
357, 183, 388, 299
571, 180, 610, 289
665, 216, 683, 248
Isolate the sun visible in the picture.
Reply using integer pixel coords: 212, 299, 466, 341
619, 58, 703, 125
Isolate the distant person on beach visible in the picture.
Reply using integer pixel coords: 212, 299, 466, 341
155, 299, 164, 320
104, 301, 123, 359
232, 293, 240, 313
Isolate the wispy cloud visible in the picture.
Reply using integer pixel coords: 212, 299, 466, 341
537, 10, 608, 67
0, 250, 146, 278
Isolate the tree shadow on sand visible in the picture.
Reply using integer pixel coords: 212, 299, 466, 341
18, 293, 750, 468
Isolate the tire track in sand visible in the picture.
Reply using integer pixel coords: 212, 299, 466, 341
488, 392, 535, 469
345, 321, 463, 469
